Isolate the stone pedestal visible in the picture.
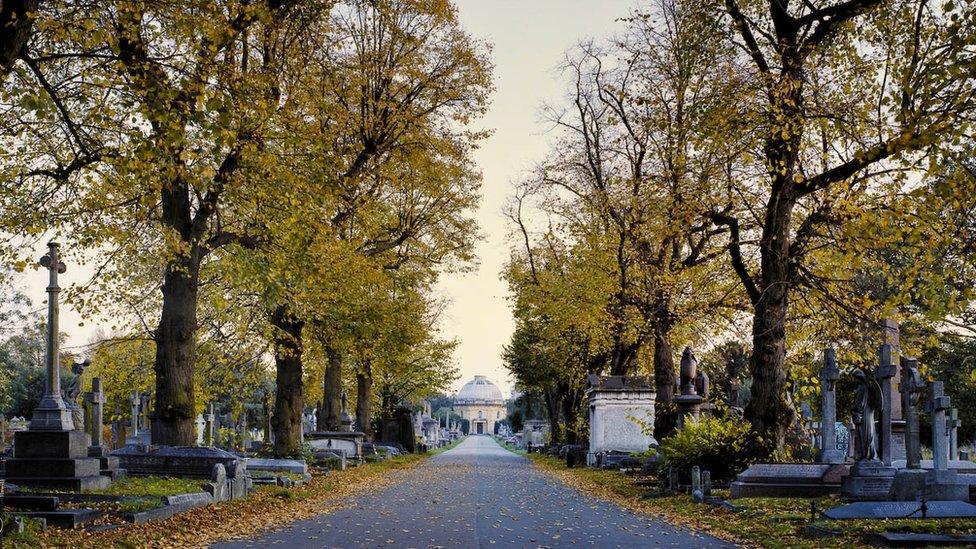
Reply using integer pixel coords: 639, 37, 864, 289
840, 460, 896, 501
675, 394, 703, 428
585, 375, 656, 466
5, 430, 110, 491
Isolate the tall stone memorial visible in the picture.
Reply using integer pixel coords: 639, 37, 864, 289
923, 381, 968, 501
5, 243, 110, 490
675, 347, 703, 427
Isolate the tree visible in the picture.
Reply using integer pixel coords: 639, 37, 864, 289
716, 0, 976, 452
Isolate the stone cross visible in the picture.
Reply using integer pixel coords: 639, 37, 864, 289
899, 357, 923, 469
84, 377, 107, 448
882, 319, 903, 419
874, 325, 899, 466
927, 381, 951, 472
818, 348, 844, 463
129, 391, 140, 437
204, 403, 215, 447
139, 391, 151, 431
29, 242, 74, 431
195, 414, 205, 445
947, 408, 961, 461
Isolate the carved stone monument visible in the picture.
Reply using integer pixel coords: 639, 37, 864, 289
818, 348, 845, 464
675, 347, 703, 427
585, 374, 656, 466
891, 357, 928, 500
923, 381, 968, 501
841, 368, 895, 501
6, 243, 111, 490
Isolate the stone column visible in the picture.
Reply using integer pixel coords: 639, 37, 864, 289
29, 242, 74, 431
947, 408, 960, 461
818, 348, 844, 463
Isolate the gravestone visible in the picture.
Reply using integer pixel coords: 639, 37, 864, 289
586, 375, 656, 466
6, 243, 110, 490
841, 363, 895, 501
818, 348, 845, 464
948, 408, 960, 461
891, 358, 927, 501
82, 377, 124, 479
878, 320, 907, 462
731, 463, 849, 498
691, 466, 703, 503
702, 470, 712, 497
923, 381, 968, 501
204, 403, 215, 447
195, 414, 205, 445
824, 500, 976, 520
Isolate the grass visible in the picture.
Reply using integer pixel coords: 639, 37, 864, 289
24, 452, 428, 548
90, 475, 205, 497
527, 453, 976, 548
1, 514, 45, 546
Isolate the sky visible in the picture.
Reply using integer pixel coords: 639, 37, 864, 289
17, 0, 641, 398
441, 0, 640, 394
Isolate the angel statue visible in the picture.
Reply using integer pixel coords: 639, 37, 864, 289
852, 369, 883, 461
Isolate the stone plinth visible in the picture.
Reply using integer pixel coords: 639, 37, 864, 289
5, 430, 110, 491
730, 463, 849, 498
840, 460, 896, 501
586, 375, 656, 466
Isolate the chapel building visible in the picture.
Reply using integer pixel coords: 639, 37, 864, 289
453, 376, 506, 435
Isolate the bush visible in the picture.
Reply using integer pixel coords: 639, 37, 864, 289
658, 416, 756, 483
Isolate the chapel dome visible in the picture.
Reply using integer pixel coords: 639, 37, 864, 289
456, 376, 504, 403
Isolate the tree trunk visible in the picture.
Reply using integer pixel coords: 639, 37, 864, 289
270, 305, 304, 457
652, 313, 677, 440
543, 387, 562, 445
745, 191, 796, 453
0, 0, 39, 74
151, 252, 199, 446
356, 367, 372, 440
323, 345, 342, 431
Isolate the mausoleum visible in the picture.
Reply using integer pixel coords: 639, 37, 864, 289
453, 376, 506, 435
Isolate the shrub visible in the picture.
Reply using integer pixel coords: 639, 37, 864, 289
658, 416, 757, 483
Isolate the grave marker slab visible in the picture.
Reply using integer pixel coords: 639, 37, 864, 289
824, 500, 976, 520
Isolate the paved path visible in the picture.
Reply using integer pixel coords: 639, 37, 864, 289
215, 436, 734, 548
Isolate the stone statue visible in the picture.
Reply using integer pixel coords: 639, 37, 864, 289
680, 347, 698, 396
340, 391, 349, 415
852, 369, 883, 461
62, 359, 89, 430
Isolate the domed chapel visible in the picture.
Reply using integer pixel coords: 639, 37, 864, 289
453, 376, 506, 435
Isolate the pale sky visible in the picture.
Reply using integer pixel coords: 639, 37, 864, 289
443, 0, 640, 394
18, 0, 641, 398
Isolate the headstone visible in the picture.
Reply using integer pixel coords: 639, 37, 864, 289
948, 408, 961, 461
891, 357, 927, 501
731, 463, 849, 498
841, 367, 895, 501
691, 465, 703, 503
585, 375, 656, 466
139, 391, 151, 432
702, 470, 712, 497
824, 500, 976, 520
127, 392, 141, 445
207, 462, 228, 501
84, 377, 107, 450
880, 320, 908, 462
874, 337, 897, 466
924, 381, 968, 501
204, 403, 215, 447
818, 348, 844, 463
195, 414, 205, 445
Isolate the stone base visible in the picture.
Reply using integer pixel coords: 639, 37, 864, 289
4, 474, 111, 491
730, 463, 848, 499
840, 461, 896, 501
13, 430, 89, 459
818, 449, 847, 465
925, 469, 970, 501
891, 469, 928, 501
6, 457, 100, 478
